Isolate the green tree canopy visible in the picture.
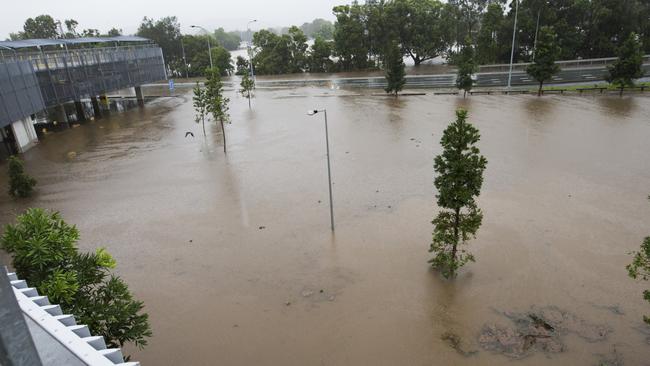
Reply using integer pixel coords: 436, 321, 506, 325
430, 109, 487, 278
252, 28, 308, 74
456, 38, 477, 97
205, 67, 230, 152
1, 209, 152, 350
384, 41, 406, 96
627, 196, 650, 326
526, 26, 561, 96
606, 32, 645, 94
309, 37, 334, 73
137, 16, 182, 75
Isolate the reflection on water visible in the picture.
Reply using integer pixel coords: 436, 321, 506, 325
1, 88, 650, 366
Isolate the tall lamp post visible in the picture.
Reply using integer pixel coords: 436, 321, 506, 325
246, 20, 258, 79
190, 25, 213, 69
507, 0, 519, 91
307, 109, 335, 232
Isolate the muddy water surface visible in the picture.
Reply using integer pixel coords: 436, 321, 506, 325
1, 87, 650, 365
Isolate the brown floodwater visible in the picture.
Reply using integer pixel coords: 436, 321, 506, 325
1, 87, 650, 365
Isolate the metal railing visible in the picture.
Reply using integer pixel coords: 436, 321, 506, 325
479, 55, 650, 73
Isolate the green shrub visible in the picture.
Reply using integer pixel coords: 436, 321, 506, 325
7, 156, 36, 198
1, 208, 152, 349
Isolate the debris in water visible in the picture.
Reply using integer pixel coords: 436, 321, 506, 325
441, 331, 478, 357
328, 295, 336, 301
319, 289, 324, 293
301, 290, 314, 298
479, 306, 610, 359
67, 151, 77, 160
285, 301, 291, 306
189, 239, 193, 243
259, 226, 266, 230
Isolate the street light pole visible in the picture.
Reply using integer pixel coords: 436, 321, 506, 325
307, 109, 335, 232
191, 25, 213, 69
507, 0, 519, 91
532, 9, 541, 61
246, 20, 258, 80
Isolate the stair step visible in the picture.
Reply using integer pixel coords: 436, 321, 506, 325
30, 296, 50, 306
19, 287, 38, 297
54, 314, 77, 326
99, 348, 124, 364
115, 363, 140, 366
41, 305, 62, 316
7, 272, 17, 281
83, 336, 107, 350
10, 280, 27, 289
68, 324, 91, 338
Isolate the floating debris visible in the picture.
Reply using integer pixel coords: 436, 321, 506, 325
479, 306, 610, 359
442, 331, 478, 357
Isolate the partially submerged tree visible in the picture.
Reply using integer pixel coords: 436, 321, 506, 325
239, 70, 255, 109
7, 156, 36, 198
456, 38, 477, 98
430, 109, 487, 278
526, 26, 561, 96
0, 208, 152, 350
627, 196, 650, 326
606, 33, 645, 96
384, 41, 406, 96
192, 82, 209, 137
205, 67, 230, 153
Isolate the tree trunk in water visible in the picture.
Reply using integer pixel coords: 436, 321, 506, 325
463, 90, 467, 98
201, 117, 206, 137
620, 86, 624, 97
451, 207, 460, 275
538, 81, 543, 96
220, 119, 227, 153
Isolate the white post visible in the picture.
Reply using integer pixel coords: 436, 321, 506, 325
507, 0, 519, 91
323, 110, 334, 232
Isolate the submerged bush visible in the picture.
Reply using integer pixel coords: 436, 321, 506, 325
7, 156, 36, 198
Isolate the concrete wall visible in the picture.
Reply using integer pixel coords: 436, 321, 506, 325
11, 117, 38, 153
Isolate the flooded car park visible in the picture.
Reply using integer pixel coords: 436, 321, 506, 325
1, 86, 649, 365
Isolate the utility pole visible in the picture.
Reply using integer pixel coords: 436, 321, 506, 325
532, 9, 541, 61
181, 38, 188, 79
507, 0, 519, 91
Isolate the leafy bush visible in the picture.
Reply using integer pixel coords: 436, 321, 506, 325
1, 208, 152, 349
7, 156, 36, 198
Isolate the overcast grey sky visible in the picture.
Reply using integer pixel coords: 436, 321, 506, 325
3, 0, 346, 39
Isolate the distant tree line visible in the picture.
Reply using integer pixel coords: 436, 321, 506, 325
248, 0, 650, 75
8, 14, 122, 40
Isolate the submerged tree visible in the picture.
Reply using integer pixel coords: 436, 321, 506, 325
606, 33, 645, 96
456, 38, 477, 98
7, 155, 37, 198
192, 82, 209, 137
627, 196, 650, 326
0, 208, 152, 350
384, 41, 406, 96
239, 69, 255, 109
526, 26, 561, 96
430, 109, 487, 278
205, 67, 230, 153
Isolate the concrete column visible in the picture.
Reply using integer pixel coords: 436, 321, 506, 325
55, 105, 69, 128
90, 97, 102, 119
74, 101, 86, 122
99, 94, 110, 114
135, 86, 145, 107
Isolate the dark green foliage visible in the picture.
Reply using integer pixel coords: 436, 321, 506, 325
0, 209, 152, 349
8, 156, 36, 198
251, 27, 309, 75
309, 37, 334, 73
384, 42, 406, 96
606, 33, 645, 95
193, 82, 209, 136
181, 35, 233, 77
213, 27, 241, 51
456, 39, 477, 98
627, 197, 650, 326
476, 3, 505, 64
136, 17, 182, 74
239, 70, 255, 109
332, 3, 372, 71
235, 56, 250, 75
430, 109, 487, 278
526, 26, 561, 96
23, 15, 58, 39
300, 19, 335, 40
205, 67, 230, 152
